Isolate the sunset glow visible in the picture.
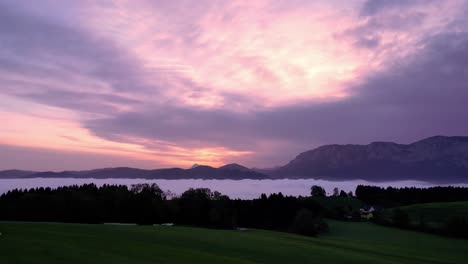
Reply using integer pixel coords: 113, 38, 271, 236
1, 0, 468, 170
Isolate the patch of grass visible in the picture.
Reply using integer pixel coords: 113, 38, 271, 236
0, 221, 466, 264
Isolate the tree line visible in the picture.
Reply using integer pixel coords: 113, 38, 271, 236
0, 183, 328, 236
355, 185, 468, 207
3, 183, 467, 238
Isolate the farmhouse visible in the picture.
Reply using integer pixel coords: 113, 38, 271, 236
360, 206, 375, 220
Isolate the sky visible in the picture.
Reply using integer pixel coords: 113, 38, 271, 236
1, 0, 468, 171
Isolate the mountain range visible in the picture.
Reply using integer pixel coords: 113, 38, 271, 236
1, 136, 468, 182
272, 136, 468, 182
0, 164, 268, 180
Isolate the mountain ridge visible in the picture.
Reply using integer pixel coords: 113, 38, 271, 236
0, 165, 268, 180
1, 136, 468, 182
273, 135, 468, 182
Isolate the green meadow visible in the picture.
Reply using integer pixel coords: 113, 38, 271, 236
1, 220, 467, 264
381, 201, 468, 228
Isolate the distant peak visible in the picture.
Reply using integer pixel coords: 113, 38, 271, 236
218, 163, 250, 171
412, 135, 468, 145
369, 141, 398, 145
418, 135, 449, 141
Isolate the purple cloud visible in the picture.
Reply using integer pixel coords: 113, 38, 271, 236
1, 0, 468, 169
82, 29, 468, 166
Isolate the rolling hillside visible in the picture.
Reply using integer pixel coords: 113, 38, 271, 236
0, 221, 466, 263
380, 201, 468, 228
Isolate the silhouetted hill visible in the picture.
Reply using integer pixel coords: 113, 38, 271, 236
0, 170, 36, 178
272, 136, 468, 182
218, 163, 251, 171
0, 164, 268, 180
149, 165, 268, 179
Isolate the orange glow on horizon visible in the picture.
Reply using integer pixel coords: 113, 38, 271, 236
0, 110, 252, 169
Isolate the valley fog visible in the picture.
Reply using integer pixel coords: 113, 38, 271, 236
1, 178, 467, 199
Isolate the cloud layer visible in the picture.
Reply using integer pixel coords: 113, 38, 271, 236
1, 0, 468, 170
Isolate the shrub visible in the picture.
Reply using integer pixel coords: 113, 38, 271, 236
310, 186, 326, 197
290, 209, 328, 237
392, 209, 410, 228
445, 216, 468, 238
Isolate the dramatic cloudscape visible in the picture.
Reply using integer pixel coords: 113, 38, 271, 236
1, 0, 468, 170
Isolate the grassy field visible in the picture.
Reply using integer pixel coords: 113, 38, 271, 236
0, 221, 467, 264
380, 201, 468, 228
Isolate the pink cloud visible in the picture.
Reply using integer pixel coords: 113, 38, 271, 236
1, 0, 468, 169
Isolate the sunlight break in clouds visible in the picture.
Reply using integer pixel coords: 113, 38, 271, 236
1, 0, 468, 170
83, 0, 363, 107
79, 0, 463, 108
